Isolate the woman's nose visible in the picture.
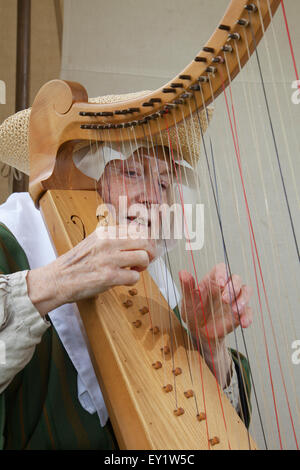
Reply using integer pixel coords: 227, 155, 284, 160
139, 177, 163, 206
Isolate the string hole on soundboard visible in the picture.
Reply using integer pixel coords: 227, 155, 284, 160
173, 367, 182, 376
184, 390, 194, 399
150, 326, 160, 335
174, 408, 185, 417
152, 361, 162, 370
197, 412, 206, 422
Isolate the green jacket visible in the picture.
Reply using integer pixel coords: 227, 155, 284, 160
0, 224, 251, 450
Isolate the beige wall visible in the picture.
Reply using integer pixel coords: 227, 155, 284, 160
0, 0, 63, 203
61, 0, 300, 449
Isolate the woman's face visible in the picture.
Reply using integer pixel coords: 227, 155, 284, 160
97, 146, 173, 227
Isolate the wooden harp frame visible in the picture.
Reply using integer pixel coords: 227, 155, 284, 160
29, 0, 282, 450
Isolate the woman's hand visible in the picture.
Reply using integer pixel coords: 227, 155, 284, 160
27, 225, 156, 317
179, 263, 253, 387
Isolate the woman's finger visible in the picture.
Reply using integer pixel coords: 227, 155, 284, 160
201, 264, 229, 301
179, 270, 195, 298
96, 225, 156, 261
209, 263, 228, 288
114, 268, 140, 286
239, 306, 254, 328
117, 250, 149, 269
231, 284, 253, 314
200, 309, 240, 340
222, 274, 242, 304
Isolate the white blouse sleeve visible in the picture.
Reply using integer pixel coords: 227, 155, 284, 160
0, 270, 50, 394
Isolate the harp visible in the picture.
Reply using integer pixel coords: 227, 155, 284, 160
28, 0, 299, 450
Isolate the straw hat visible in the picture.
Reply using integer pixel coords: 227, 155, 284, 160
0, 89, 213, 176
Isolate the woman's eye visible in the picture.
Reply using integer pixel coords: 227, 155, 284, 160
126, 170, 138, 177
160, 181, 169, 190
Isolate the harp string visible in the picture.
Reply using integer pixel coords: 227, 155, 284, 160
71, 1, 299, 449
131, 129, 179, 408
124, 132, 156, 335
224, 50, 287, 447
168, 109, 242, 447
217, 59, 286, 448
249, 4, 299, 263
219, 129, 275, 448
126, 134, 159, 340
220, 49, 281, 449
161, 113, 234, 450
170, 110, 220, 372
146, 128, 212, 439
176, 104, 240, 442
119, 132, 161, 360
187, 91, 254, 449
189, 87, 239, 382
153, 120, 209, 427
192, 3, 296, 449
244, 1, 300, 393
133, 131, 177, 404
195, 84, 256, 449
146, 124, 203, 420
104, 128, 179, 405
91, 114, 241, 448
118, 130, 156, 336
219, 7, 297, 445
143, 127, 203, 424
128, 128, 171, 383
280, 0, 300, 84
170, 106, 238, 422
119, 125, 184, 417
158, 114, 214, 447
196, 84, 247, 385
203, 63, 282, 448
161, 110, 224, 446
91, 132, 180, 432
175, 97, 250, 447
170, 98, 254, 447
265, 1, 300, 209
153, 116, 216, 448
198, 28, 273, 450
233, 18, 300, 446
217, 53, 284, 450
248, 5, 299, 448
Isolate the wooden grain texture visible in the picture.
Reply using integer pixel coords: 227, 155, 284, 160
40, 189, 257, 450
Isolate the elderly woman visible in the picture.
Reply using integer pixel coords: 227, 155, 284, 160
0, 93, 253, 450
